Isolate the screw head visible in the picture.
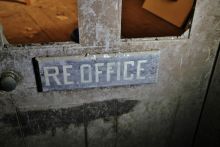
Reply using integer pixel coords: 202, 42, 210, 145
0, 71, 20, 92
0, 76, 17, 92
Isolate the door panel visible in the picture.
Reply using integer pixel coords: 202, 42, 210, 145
0, 0, 219, 146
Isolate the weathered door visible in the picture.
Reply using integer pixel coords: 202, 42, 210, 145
0, 0, 219, 147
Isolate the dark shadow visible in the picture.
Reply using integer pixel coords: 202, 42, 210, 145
0, 99, 139, 136
32, 58, 43, 92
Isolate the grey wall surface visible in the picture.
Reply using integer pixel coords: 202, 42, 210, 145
194, 44, 220, 147
0, 0, 220, 147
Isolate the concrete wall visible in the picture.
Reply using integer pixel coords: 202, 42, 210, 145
0, 0, 219, 147
194, 43, 220, 147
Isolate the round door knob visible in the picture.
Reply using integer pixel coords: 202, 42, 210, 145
0, 71, 20, 92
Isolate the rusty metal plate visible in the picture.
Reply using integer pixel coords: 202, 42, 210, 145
34, 51, 160, 92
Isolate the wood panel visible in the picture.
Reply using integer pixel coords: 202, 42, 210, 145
121, 0, 185, 38
0, 0, 78, 44
0, 95, 25, 147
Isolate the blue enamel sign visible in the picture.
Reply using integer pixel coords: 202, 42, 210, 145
35, 51, 159, 92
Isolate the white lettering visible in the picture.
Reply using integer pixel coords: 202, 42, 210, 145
95, 63, 104, 82
80, 64, 92, 83
117, 62, 121, 81
123, 61, 134, 80
63, 65, 74, 85
107, 62, 115, 82
44, 66, 61, 86
137, 60, 147, 80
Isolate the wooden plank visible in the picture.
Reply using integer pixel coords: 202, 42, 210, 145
0, 0, 78, 44
0, 95, 26, 147
116, 98, 179, 147
25, 8, 67, 42
0, 2, 51, 44
121, 0, 184, 38
85, 100, 117, 147
86, 99, 139, 147
11, 105, 85, 147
